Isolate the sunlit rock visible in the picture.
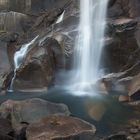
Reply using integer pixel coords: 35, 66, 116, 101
0, 98, 70, 129
26, 115, 96, 140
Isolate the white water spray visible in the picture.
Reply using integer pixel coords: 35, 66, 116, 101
70, 0, 108, 95
9, 36, 39, 91
55, 10, 65, 24
14, 36, 39, 69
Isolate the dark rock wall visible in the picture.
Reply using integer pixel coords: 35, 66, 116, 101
108, 0, 140, 18
106, 0, 140, 72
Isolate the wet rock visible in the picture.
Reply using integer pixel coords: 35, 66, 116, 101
14, 123, 28, 140
126, 101, 140, 108
129, 119, 140, 128
109, 0, 117, 7
93, 79, 109, 95
111, 18, 137, 33
13, 38, 64, 91
106, 18, 138, 72
127, 136, 134, 140
52, 15, 79, 69
0, 133, 15, 140
102, 73, 133, 96
0, 40, 11, 90
0, 32, 20, 91
130, 128, 138, 134
0, 98, 70, 129
26, 115, 96, 140
0, 118, 13, 135
119, 95, 130, 102
128, 73, 140, 100
0, 118, 13, 140
106, 133, 127, 140
135, 135, 140, 140
108, 1, 123, 18
108, 0, 140, 18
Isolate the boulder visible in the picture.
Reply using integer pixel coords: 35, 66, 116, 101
102, 72, 133, 95
128, 73, 140, 100
12, 37, 64, 91
0, 98, 70, 129
119, 95, 130, 102
26, 115, 96, 140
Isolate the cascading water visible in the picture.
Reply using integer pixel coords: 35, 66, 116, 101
70, 0, 108, 95
9, 36, 39, 91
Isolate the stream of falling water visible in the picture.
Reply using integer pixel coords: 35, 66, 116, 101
8, 36, 39, 92
70, 0, 108, 96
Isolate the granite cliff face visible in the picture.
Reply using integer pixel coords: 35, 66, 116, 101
0, 0, 139, 95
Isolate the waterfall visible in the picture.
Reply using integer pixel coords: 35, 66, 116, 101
70, 0, 108, 95
8, 36, 39, 92
14, 36, 39, 69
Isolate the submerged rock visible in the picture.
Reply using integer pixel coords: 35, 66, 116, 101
85, 98, 107, 121
26, 115, 96, 140
0, 98, 70, 129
